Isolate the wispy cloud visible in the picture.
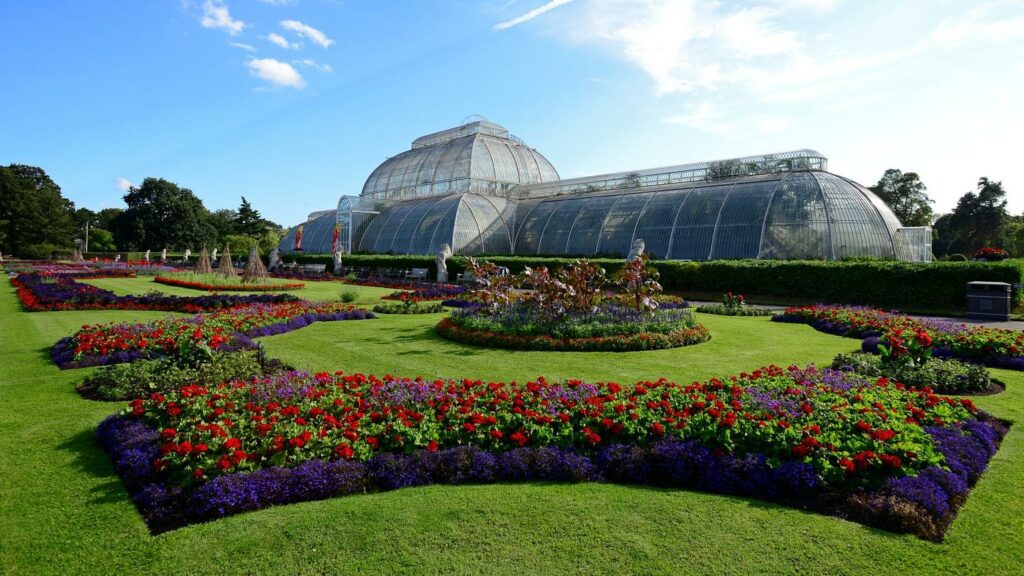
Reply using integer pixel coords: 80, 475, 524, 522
257, 0, 296, 5
662, 100, 792, 134
229, 41, 256, 51
280, 20, 334, 48
294, 59, 333, 73
928, 5, 1024, 46
494, 0, 576, 31
247, 58, 306, 89
266, 32, 298, 49
201, 0, 245, 36
115, 177, 134, 191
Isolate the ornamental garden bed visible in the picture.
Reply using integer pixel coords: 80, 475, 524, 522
435, 256, 709, 352
98, 365, 1007, 539
155, 273, 305, 292
372, 301, 444, 314
51, 301, 375, 369
773, 305, 1024, 370
436, 308, 710, 352
696, 293, 774, 316
382, 284, 468, 301
12, 273, 298, 313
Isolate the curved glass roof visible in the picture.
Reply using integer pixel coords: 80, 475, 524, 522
277, 210, 338, 254
358, 193, 514, 255
513, 171, 909, 260
360, 121, 559, 201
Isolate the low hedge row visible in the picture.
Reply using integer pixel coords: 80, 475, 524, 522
288, 254, 1024, 309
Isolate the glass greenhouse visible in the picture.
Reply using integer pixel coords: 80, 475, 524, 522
279, 118, 932, 261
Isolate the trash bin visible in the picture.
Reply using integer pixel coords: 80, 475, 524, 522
965, 281, 1011, 321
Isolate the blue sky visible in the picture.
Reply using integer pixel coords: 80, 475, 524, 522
1, 0, 1022, 228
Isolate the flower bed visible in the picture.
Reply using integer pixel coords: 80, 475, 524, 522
51, 301, 375, 369
436, 313, 710, 351
381, 285, 468, 301
98, 365, 1006, 538
696, 293, 773, 316
12, 273, 297, 313
773, 305, 1024, 370
155, 273, 305, 292
831, 352, 995, 395
372, 302, 444, 314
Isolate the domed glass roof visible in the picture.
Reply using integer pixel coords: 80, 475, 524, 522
358, 193, 515, 255
360, 120, 559, 201
512, 171, 910, 260
277, 210, 338, 254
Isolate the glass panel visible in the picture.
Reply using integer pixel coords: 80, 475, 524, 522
710, 180, 776, 259
669, 185, 730, 260
390, 199, 440, 254
538, 200, 587, 255
565, 195, 620, 256
514, 200, 559, 254
760, 172, 829, 259
817, 173, 894, 259
634, 190, 688, 259
597, 192, 653, 256
409, 196, 456, 255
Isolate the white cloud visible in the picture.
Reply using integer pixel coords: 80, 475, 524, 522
561, 1, 807, 94
266, 32, 298, 49
229, 41, 256, 51
258, 0, 296, 4
928, 8, 1024, 47
662, 100, 792, 134
201, 0, 245, 36
247, 58, 306, 88
115, 177, 134, 191
294, 59, 333, 73
494, 0, 577, 31
280, 20, 334, 48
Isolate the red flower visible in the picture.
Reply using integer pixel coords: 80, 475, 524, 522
651, 422, 665, 435
489, 429, 503, 440
161, 428, 177, 439
791, 444, 811, 457
225, 437, 242, 450
838, 458, 856, 473
426, 440, 439, 452
879, 454, 902, 469
872, 429, 896, 442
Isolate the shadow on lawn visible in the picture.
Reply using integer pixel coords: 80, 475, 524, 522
57, 427, 129, 506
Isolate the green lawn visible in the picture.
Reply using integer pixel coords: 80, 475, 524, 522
82, 275, 396, 304
1, 278, 1022, 575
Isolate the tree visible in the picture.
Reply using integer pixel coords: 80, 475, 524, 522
208, 208, 238, 243
96, 208, 123, 230
0, 164, 76, 257
111, 177, 216, 250
233, 196, 270, 237
869, 169, 934, 227
87, 228, 117, 252
946, 177, 1009, 253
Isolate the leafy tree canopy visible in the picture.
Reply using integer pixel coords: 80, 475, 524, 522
0, 164, 76, 256
868, 169, 934, 227
111, 177, 216, 251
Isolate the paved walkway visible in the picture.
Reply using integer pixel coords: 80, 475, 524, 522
686, 300, 1024, 331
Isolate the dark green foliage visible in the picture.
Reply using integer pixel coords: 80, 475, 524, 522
290, 254, 1023, 310
76, 351, 271, 401
372, 302, 444, 314
112, 178, 217, 251
869, 169, 934, 227
831, 352, 993, 395
695, 304, 775, 316
0, 164, 76, 256
934, 178, 1010, 256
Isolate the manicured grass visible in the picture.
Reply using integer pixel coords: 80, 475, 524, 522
82, 276, 395, 304
1, 277, 1022, 575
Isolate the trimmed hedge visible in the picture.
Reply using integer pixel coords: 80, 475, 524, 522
287, 254, 1023, 309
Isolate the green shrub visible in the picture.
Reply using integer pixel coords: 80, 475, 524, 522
695, 304, 774, 316
339, 288, 358, 303
831, 352, 993, 394
76, 351, 275, 401
372, 302, 444, 314
302, 255, 1023, 310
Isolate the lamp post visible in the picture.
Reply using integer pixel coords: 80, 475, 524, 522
84, 222, 90, 253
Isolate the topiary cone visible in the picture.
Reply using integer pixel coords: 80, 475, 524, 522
195, 245, 213, 275
217, 245, 237, 276
243, 243, 268, 283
